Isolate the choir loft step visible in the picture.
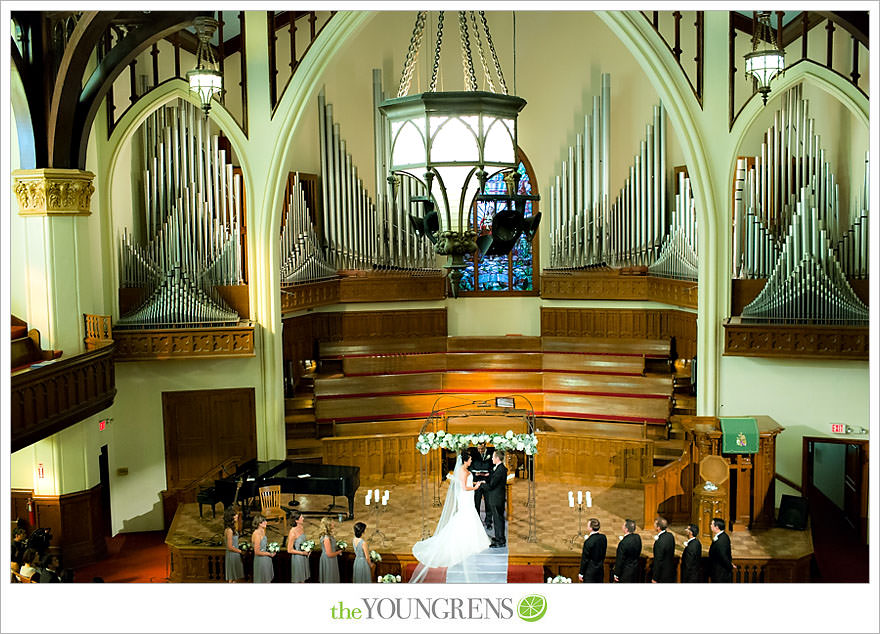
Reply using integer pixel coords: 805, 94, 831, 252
286, 438, 323, 463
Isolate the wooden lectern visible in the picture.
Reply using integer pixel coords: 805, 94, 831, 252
693, 455, 729, 547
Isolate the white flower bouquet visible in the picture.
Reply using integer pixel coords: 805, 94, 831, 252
336, 539, 348, 551
300, 539, 316, 553
416, 430, 539, 456
267, 541, 280, 553
369, 550, 382, 563
238, 539, 252, 551
378, 574, 401, 583
547, 575, 572, 583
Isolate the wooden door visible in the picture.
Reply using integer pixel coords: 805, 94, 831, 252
163, 388, 257, 490
844, 442, 868, 543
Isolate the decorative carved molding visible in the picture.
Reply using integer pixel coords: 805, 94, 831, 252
11, 344, 116, 452
541, 271, 698, 309
540, 307, 697, 359
280, 279, 340, 314
13, 168, 96, 215
113, 324, 255, 361
723, 318, 869, 360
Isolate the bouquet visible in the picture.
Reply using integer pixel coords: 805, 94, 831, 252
547, 575, 572, 584
336, 539, 348, 551
369, 550, 382, 563
300, 539, 316, 553
238, 539, 252, 551
378, 574, 401, 583
267, 541, 280, 554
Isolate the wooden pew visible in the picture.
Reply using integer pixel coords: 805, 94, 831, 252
315, 373, 443, 398
320, 337, 447, 358
542, 372, 672, 396
542, 393, 671, 424
542, 353, 645, 375
542, 336, 672, 358
342, 353, 447, 376
446, 336, 542, 352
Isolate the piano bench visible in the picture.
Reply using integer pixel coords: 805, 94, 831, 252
196, 486, 220, 519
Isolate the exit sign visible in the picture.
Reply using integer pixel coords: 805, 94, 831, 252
831, 423, 846, 434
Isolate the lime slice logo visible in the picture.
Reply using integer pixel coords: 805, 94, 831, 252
517, 594, 547, 622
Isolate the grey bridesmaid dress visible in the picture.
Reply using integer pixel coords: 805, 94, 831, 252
319, 535, 340, 583
291, 534, 311, 583
352, 537, 372, 583
252, 535, 274, 583
225, 530, 244, 581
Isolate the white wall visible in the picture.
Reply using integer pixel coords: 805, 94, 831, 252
718, 355, 869, 504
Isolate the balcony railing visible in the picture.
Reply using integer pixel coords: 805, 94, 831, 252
11, 343, 116, 452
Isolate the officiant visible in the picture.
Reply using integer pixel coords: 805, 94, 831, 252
471, 441, 494, 529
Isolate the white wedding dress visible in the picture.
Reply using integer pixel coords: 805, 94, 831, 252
410, 457, 492, 582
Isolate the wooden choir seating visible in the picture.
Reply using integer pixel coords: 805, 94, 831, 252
11, 315, 62, 372
316, 336, 673, 438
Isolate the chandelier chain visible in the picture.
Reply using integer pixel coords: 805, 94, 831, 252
397, 10, 427, 98
469, 11, 495, 93
429, 11, 445, 92
480, 11, 508, 95
458, 11, 478, 91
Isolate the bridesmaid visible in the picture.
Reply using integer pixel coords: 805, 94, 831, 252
251, 514, 275, 583
319, 516, 342, 583
351, 521, 373, 583
223, 507, 244, 583
287, 510, 310, 583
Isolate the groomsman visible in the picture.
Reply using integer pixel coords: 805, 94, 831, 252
708, 518, 734, 583
680, 524, 702, 582
483, 451, 508, 547
471, 442, 494, 528
578, 518, 607, 583
613, 519, 642, 582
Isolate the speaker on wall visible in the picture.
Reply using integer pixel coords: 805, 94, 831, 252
777, 494, 809, 530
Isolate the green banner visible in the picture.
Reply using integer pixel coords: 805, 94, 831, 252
720, 417, 759, 454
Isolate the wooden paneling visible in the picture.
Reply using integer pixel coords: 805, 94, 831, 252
113, 325, 255, 361
446, 336, 543, 352
280, 278, 340, 314
11, 343, 116, 452
162, 388, 256, 491
321, 337, 448, 357
541, 271, 698, 309
534, 432, 653, 487
323, 434, 422, 483
339, 309, 447, 339
541, 307, 697, 360
338, 273, 446, 303
723, 318, 869, 360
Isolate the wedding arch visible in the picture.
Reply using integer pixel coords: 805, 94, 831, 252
416, 394, 538, 543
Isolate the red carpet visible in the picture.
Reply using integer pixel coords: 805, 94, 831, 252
73, 531, 169, 583
404, 562, 544, 583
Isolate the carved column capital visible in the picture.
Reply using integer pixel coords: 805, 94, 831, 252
13, 168, 96, 216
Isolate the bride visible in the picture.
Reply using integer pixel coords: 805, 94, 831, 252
410, 449, 492, 581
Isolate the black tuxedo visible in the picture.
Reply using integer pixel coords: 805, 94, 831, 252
482, 462, 508, 544
651, 530, 675, 582
708, 531, 733, 582
579, 532, 607, 582
613, 533, 642, 582
680, 537, 702, 583
471, 448, 494, 524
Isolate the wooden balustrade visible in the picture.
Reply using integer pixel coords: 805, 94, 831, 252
11, 343, 116, 452
534, 432, 653, 487
643, 445, 692, 525
642, 11, 705, 106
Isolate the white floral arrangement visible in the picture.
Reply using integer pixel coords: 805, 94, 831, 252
267, 541, 280, 553
416, 430, 538, 456
300, 539, 316, 553
378, 574, 401, 583
238, 539, 252, 551
369, 550, 382, 563
547, 575, 572, 583
336, 539, 348, 551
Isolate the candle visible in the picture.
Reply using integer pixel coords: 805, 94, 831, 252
569, 498, 575, 508
381, 497, 387, 506
366, 490, 372, 502
568, 490, 574, 500
374, 488, 380, 500
384, 489, 390, 498
365, 495, 371, 506
585, 491, 592, 507
577, 491, 583, 504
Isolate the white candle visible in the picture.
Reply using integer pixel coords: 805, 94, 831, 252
374, 488, 380, 500
365, 496, 371, 506
585, 491, 592, 507
577, 491, 583, 504
569, 498, 575, 508
366, 490, 372, 502
568, 490, 574, 500
381, 497, 387, 506
384, 489, 390, 498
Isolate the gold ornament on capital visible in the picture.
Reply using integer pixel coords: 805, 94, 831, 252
12, 168, 95, 216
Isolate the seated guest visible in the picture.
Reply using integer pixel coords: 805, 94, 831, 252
19, 549, 39, 580
38, 554, 61, 583
11, 562, 21, 583
11, 527, 27, 565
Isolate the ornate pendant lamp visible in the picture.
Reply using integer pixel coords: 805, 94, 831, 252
744, 11, 785, 105
187, 16, 223, 117
379, 11, 539, 297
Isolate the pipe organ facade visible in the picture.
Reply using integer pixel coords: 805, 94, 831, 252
117, 99, 243, 327
280, 173, 336, 284
733, 84, 869, 324
546, 73, 697, 279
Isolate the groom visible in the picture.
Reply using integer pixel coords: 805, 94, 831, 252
483, 451, 508, 548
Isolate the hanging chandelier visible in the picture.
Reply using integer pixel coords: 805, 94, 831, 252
379, 11, 539, 297
187, 16, 223, 117
743, 11, 785, 105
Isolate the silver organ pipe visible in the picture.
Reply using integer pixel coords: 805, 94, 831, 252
739, 84, 869, 324
319, 87, 434, 273
280, 173, 336, 284
649, 170, 698, 280
117, 98, 241, 328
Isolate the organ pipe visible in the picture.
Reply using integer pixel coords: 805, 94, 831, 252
738, 84, 869, 324
117, 98, 241, 328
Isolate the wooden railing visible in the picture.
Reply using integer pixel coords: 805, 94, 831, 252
643, 444, 692, 523
11, 343, 116, 452
641, 11, 705, 106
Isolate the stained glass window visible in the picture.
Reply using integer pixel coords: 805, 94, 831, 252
458, 152, 539, 295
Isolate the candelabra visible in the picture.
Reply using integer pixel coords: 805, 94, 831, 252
567, 489, 593, 549
365, 488, 390, 546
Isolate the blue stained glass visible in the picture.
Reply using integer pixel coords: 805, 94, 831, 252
459, 253, 476, 291
478, 254, 510, 291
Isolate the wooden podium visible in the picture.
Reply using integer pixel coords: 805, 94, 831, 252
693, 455, 729, 546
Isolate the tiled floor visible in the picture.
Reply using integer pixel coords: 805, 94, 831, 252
168, 479, 813, 561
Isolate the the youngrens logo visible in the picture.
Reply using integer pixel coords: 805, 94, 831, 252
330, 596, 545, 621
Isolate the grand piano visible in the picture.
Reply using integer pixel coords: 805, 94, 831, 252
213, 459, 361, 520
